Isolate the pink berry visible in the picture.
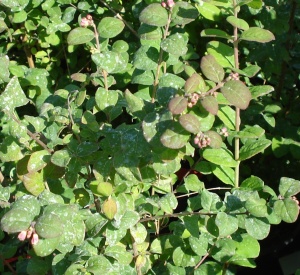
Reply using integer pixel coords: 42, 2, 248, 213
18, 231, 27, 241
161, 1, 167, 8
80, 17, 89, 28
167, 0, 175, 8
31, 233, 39, 245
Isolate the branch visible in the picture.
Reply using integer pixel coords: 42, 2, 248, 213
22, 33, 35, 69
5, 111, 53, 154
233, 0, 240, 188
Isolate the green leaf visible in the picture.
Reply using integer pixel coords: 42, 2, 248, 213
197, 2, 221, 21
130, 223, 148, 244
217, 105, 235, 130
211, 238, 236, 263
102, 197, 117, 220
0, 76, 29, 112
203, 148, 237, 167
22, 170, 45, 196
91, 51, 120, 73
233, 125, 265, 139
184, 73, 206, 94
274, 198, 299, 223
196, 261, 223, 275
124, 89, 147, 120
0, 0, 29, 10
240, 176, 264, 191
168, 96, 188, 115
239, 139, 271, 161
138, 24, 162, 40
159, 193, 178, 214
245, 196, 268, 217
1, 209, 33, 233
232, 233, 260, 258
161, 33, 188, 56
0, 55, 10, 83
278, 177, 300, 198
215, 212, 238, 237
171, 1, 198, 25
240, 27, 275, 43
132, 69, 154, 85
207, 41, 234, 68
160, 125, 190, 149
245, 217, 270, 240
115, 210, 140, 230
98, 17, 124, 38
211, 164, 235, 186
67, 27, 94, 45
51, 150, 71, 167
226, 16, 249, 30
86, 255, 114, 273
201, 95, 219, 115
201, 29, 232, 40
201, 55, 224, 83
184, 174, 204, 192
35, 212, 63, 239
32, 237, 61, 257
221, 80, 251, 110
105, 245, 133, 265
247, 0, 263, 9
205, 131, 222, 149
96, 182, 113, 197
0, 136, 24, 162
95, 88, 119, 111
139, 3, 168, 27
173, 246, 200, 267
189, 235, 208, 256
133, 45, 159, 71
27, 150, 50, 173
38, 190, 64, 205
179, 114, 201, 134
201, 189, 222, 211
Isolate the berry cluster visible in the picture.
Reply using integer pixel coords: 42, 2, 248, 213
187, 92, 200, 108
18, 225, 39, 245
80, 14, 94, 28
220, 127, 229, 137
161, 0, 175, 9
194, 133, 211, 148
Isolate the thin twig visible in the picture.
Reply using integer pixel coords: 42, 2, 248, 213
194, 246, 215, 270
233, 0, 240, 188
22, 33, 35, 68
5, 111, 53, 154
0, 255, 17, 275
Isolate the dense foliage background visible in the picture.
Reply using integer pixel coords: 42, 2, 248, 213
0, 0, 300, 274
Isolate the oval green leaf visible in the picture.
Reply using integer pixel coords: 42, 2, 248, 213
200, 55, 224, 83
201, 95, 219, 115
97, 17, 124, 38
139, 3, 168, 27
168, 96, 188, 115
239, 139, 271, 161
67, 27, 94, 45
221, 80, 251, 110
240, 27, 275, 43
202, 148, 237, 167
35, 213, 63, 239
179, 114, 201, 134
226, 16, 249, 30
